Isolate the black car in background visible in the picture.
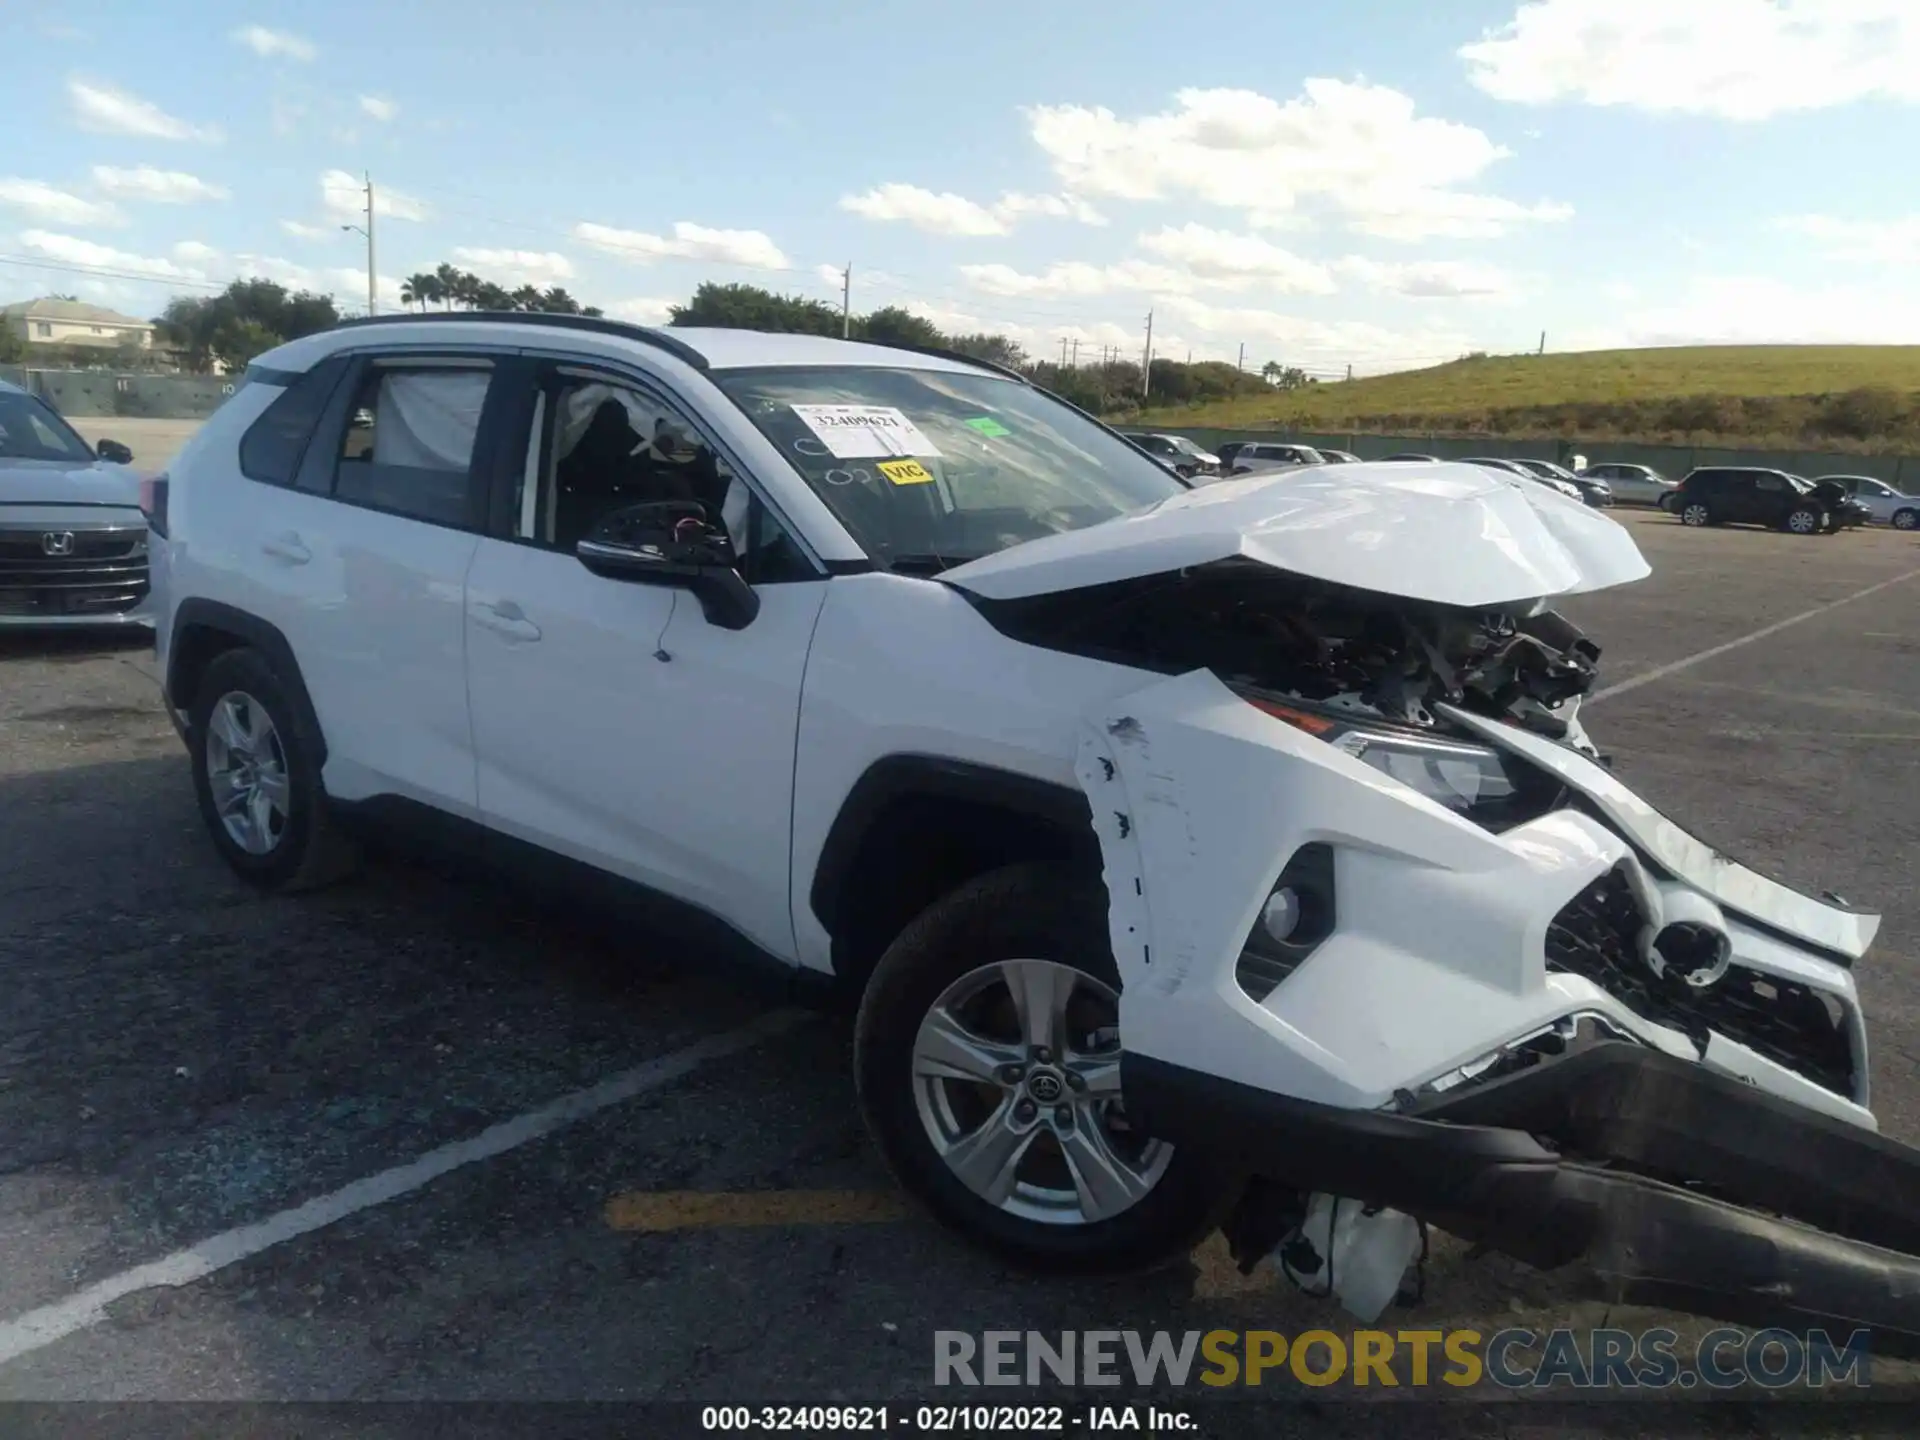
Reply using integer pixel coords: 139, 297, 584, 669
1664, 467, 1871, 534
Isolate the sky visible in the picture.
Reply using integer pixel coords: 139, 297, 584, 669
5, 0, 1920, 377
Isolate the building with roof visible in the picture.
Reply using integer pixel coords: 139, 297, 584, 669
2, 298, 154, 352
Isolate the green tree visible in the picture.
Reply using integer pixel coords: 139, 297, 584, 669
668, 282, 843, 335
154, 278, 340, 373
853, 305, 946, 349
0, 323, 27, 365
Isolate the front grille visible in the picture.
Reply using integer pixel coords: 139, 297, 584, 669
0, 527, 148, 616
1546, 868, 1855, 1098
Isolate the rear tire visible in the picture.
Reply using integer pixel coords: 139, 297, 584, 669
854, 863, 1232, 1275
188, 648, 358, 892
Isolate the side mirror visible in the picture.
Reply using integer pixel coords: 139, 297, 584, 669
97, 439, 134, 465
575, 501, 760, 631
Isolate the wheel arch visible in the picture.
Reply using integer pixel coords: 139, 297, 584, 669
810, 756, 1102, 998
166, 599, 326, 764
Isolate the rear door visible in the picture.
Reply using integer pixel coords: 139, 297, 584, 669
236, 350, 503, 813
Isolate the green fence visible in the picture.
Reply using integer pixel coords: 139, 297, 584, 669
17, 368, 238, 420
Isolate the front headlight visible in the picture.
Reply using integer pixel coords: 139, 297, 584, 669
1242, 694, 1564, 830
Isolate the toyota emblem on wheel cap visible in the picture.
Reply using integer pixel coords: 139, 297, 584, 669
1027, 1072, 1064, 1103
41, 532, 75, 556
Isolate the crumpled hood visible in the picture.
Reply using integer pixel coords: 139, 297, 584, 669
942, 460, 1652, 608
0, 458, 142, 509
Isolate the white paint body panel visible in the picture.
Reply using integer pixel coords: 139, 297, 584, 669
465, 535, 829, 962
1073, 668, 1873, 1126
941, 461, 1652, 608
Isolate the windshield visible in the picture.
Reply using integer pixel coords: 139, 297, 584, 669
713, 365, 1185, 570
0, 392, 95, 464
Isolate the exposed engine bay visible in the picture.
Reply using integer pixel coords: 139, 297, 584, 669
975, 556, 1604, 745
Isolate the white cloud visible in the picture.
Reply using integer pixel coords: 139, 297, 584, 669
0, 179, 121, 226
900, 298, 1185, 366
359, 95, 399, 122
231, 25, 317, 61
1336, 256, 1517, 299
1570, 275, 1920, 348
1460, 0, 1920, 120
90, 165, 229, 204
280, 219, 328, 239
17, 229, 209, 281
449, 246, 577, 286
959, 259, 1200, 299
320, 169, 429, 222
68, 79, 221, 142
1136, 224, 1336, 293
1777, 214, 1920, 265
840, 183, 1105, 236
573, 220, 789, 270
607, 297, 677, 324
171, 240, 222, 265
1025, 81, 1567, 240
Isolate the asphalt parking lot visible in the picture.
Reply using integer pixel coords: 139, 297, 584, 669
1, 488, 1916, 1427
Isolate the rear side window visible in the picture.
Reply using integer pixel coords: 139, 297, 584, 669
1754, 473, 1785, 491
238, 355, 349, 486
331, 363, 493, 528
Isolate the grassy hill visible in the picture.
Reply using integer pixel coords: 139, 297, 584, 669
1131, 346, 1920, 451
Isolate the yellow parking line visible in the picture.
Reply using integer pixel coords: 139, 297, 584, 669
605, 1189, 912, 1231
605, 1190, 1273, 1299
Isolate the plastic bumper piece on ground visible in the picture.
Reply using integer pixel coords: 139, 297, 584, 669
1125, 1042, 1920, 1356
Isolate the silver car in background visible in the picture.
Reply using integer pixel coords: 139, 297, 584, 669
0, 379, 152, 629
1579, 462, 1678, 507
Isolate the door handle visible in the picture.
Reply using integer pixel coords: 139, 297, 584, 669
471, 599, 542, 642
260, 532, 311, 565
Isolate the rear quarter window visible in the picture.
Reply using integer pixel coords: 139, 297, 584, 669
238, 355, 351, 486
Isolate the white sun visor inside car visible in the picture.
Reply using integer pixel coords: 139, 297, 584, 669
373, 371, 490, 471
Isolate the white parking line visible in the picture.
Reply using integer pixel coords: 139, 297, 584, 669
0, 1009, 808, 1370
1588, 566, 1920, 705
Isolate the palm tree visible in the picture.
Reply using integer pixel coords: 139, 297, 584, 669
510, 285, 543, 312
433, 263, 467, 310
400, 272, 441, 310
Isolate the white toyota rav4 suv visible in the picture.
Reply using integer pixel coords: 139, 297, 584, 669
146, 314, 1917, 1347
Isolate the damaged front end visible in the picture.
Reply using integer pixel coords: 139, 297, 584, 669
957, 524, 1914, 1351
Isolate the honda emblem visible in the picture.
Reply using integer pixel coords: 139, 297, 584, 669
41, 532, 76, 557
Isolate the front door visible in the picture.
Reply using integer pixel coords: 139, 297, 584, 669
463, 362, 829, 962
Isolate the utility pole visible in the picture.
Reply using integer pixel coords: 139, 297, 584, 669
1070, 338, 1079, 369
1346, 363, 1353, 381
1060, 336, 1070, 368
1237, 342, 1245, 371
1141, 310, 1154, 400
840, 263, 852, 338
365, 175, 378, 316
1537, 330, 1546, 355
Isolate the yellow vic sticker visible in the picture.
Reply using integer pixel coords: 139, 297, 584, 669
878, 458, 935, 485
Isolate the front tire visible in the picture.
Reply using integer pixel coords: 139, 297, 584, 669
188, 648, 357, 892
1894, 508, 1918, 531
1786, 505, 1822, 535
854, 864, 1230, 1274
1680, 501, 1713, 526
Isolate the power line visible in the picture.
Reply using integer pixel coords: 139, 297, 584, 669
0, 254, 228, 292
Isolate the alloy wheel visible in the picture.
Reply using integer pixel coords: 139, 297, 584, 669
910, 959, 1172, 1227
1788, 509, 1818, 534
204, 690, 291, 855
1895, 510, 1917, 531
1682, 503, 1711, 526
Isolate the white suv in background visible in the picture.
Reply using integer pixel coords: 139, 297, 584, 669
144, 313, 1915, 1346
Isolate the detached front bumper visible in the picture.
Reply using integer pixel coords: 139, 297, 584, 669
1128, 1043, 1920, 1356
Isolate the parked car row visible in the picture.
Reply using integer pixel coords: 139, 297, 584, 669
1657, 468, 1879, 535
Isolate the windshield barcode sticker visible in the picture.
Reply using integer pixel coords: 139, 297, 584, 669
790, 404, 943, 459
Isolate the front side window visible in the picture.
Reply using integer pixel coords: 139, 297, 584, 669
713, 365, 1183, 570
519, 373, 813, 583
332, 363, 492, 527
0, 392, 95, 463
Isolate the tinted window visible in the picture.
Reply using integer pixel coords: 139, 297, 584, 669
332, 364, 492, 527
1754, 474, 1785, 491
239, 355, 348, 486
518, 372, 814, 584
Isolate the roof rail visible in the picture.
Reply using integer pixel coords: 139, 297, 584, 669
328, 309, 710, 371
870, 341, 1033, 385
